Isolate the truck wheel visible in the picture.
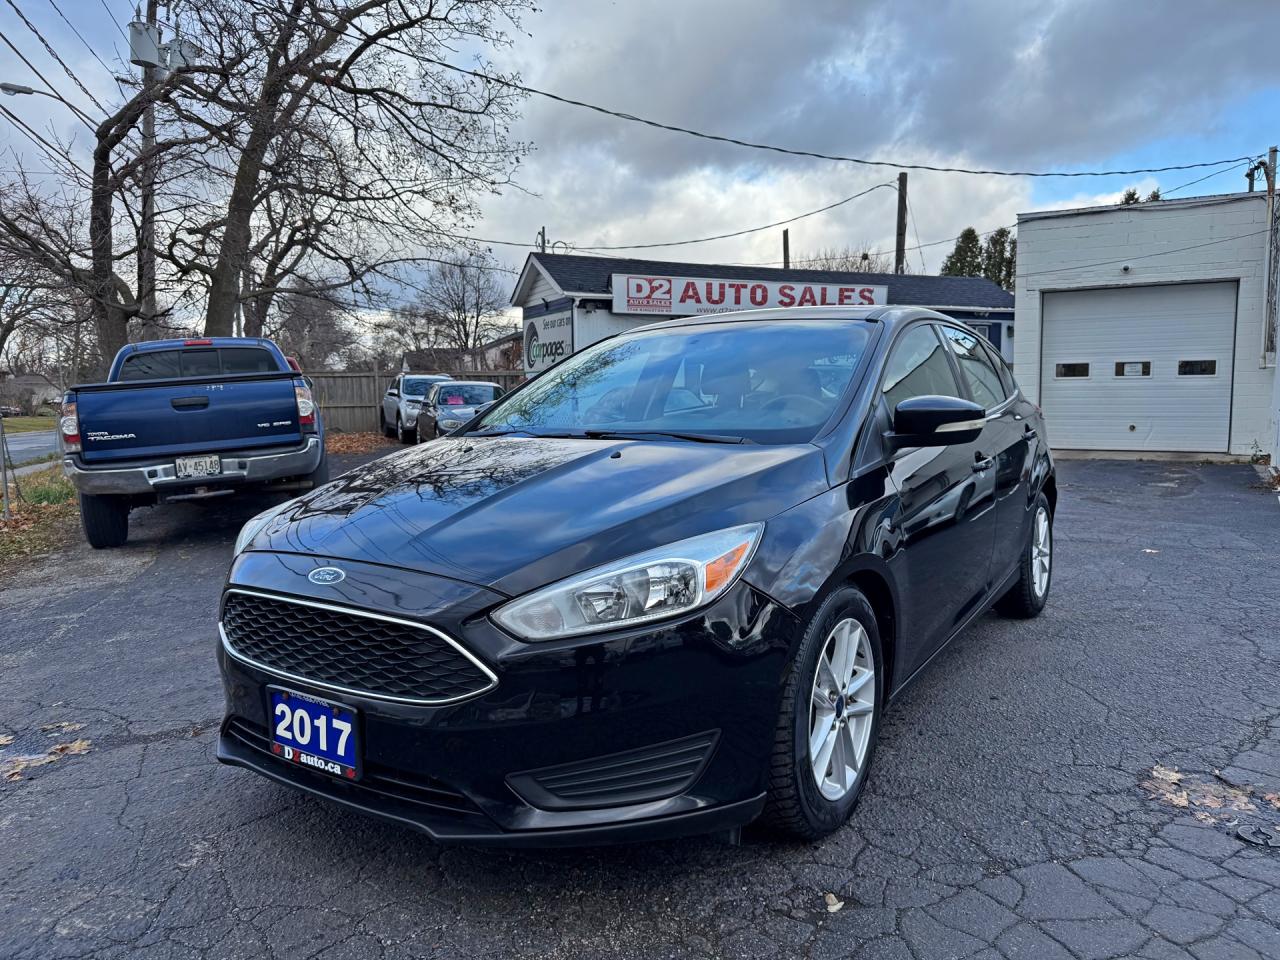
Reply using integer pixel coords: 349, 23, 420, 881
79, 494, 130, 549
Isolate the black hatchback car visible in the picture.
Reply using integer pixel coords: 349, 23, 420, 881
217, 306, 1055, 845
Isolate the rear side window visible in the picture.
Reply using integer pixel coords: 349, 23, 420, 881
980, 340, 1017, 396
882, 325, 963, 410
941, 326, 1006, 409
221, 348, 277, 374
119, 350, 181, 380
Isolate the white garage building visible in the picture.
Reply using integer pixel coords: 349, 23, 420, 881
1016, 192, 1278, 458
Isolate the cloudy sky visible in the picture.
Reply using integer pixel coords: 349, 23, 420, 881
1, 0, 1277, 298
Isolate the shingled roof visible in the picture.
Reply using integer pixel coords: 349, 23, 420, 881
521, 253, 1013, 310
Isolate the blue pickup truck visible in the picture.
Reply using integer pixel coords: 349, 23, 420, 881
59, 337, 327, 548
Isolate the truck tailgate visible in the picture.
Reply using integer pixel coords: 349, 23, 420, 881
76, 374, 304, 464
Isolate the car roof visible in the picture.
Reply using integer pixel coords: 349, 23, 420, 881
629, 304, 948, 334
402, 373, 452, 379
436, 380, 501, 388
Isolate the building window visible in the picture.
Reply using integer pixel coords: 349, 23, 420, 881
1177, 360, 1217, 376
1114, 361, 1151, 377
1054, 363, 1089, 378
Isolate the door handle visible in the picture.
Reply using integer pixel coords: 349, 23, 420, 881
973, 453, 995, 473
171, 396, 210, 410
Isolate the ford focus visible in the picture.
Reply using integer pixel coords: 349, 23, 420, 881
216, 306, 1055, 845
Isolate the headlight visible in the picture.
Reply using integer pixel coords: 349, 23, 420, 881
439, 418, 463, 429
492, 523, 762, 641
405, 399, 422, 408
233, 500, 293, 556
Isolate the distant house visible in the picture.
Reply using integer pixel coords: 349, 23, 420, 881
479, 330, 522, 370
0, 372, 61, 412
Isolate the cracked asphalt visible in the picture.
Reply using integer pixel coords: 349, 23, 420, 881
2, 456, 1279, 960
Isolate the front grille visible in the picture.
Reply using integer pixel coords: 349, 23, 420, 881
223, 718, 484, 817
220, 590, 495, 704
507, 730, 720, 810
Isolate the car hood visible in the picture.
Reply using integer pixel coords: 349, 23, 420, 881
436, 406, 478, 422
249, 436, 828, 596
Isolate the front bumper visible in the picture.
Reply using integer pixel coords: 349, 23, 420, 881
65, 436, 322, 496
216, 553, 798, 846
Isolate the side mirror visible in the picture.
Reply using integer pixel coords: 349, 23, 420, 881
387, 389, 399, 398
887, 395, 985, 449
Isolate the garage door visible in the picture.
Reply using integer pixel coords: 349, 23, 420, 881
1040, 282, 1236, 452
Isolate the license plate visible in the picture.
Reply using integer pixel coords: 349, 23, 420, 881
268, 687, 360, 780
175, 454, 221, 478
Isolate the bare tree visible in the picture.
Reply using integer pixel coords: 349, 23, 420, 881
796, 243, 896, 274
0, 0, 532, 369
413, 254, 509, 363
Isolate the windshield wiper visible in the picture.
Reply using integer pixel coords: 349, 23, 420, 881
580, 429, 753, 445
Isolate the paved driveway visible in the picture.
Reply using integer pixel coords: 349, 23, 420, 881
2, 458, 1278, 960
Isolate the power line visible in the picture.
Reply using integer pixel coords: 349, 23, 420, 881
238, 0, 1253, 182
575, 183, 896, 251
905, 193, 927, 272
4, 0, 109, 114
0, 28, 96, 130
46, 0, 125, 86
96, 0, 127, 40
0, 102, 89, 178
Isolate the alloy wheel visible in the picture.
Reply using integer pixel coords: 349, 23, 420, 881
809, 618, 876, 801
1032, 506, 1051, 598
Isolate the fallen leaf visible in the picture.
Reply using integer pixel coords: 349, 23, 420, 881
50, 739, 91, 756
40, 721, 84, 734
1151, 765, 1183, 783
1167, 790, 1190, 808
823, 893, 844, 913
0, 734, 13, 747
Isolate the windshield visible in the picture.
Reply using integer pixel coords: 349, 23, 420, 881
402, 377, 440, 396
436, 384, 499, 406
475, 320, 871, 444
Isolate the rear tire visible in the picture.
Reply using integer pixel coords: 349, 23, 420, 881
379, 410, 394, 438
79, 493, 129, 549
996, 492, 1053, 618
761, 586, 883, 840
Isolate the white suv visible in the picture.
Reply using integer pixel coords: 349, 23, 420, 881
379, 373, 452, 443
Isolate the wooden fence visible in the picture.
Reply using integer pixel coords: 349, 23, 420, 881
305, 369, 526, 433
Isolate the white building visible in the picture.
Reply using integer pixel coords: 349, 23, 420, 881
1016, 192, 1278, 458
511, 253, 1016, 372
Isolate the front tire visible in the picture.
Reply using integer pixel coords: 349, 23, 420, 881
996, 492, 1053, 618
395, 415, 408, 444
762, 586, 883, 840
79, 493, 130, 549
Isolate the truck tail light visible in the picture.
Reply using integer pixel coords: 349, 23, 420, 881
60, 399, 81, 452
295, 384, 316, 429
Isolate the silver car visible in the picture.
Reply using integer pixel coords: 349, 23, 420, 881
380, 373, 452, 443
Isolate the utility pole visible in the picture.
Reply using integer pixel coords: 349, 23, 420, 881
894, 172, 908, 275
782, 228, 790, 269
536, 226, 546, 254
135, 1, 161, 340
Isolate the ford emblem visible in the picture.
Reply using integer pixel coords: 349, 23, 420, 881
308, 566, 346, 585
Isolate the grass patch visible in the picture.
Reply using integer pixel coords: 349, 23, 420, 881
0, 465, 78, 576
1, 415, 57, 434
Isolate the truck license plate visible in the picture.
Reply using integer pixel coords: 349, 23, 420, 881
175, 454, 221, 478
268, 687, 360, 780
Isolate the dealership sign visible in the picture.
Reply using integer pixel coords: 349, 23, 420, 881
612, 274, 888, 316
524, 308, 573, 373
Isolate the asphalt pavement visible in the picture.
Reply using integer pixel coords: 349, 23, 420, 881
2, 428, 57, 466
1, 456, 1278, 960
